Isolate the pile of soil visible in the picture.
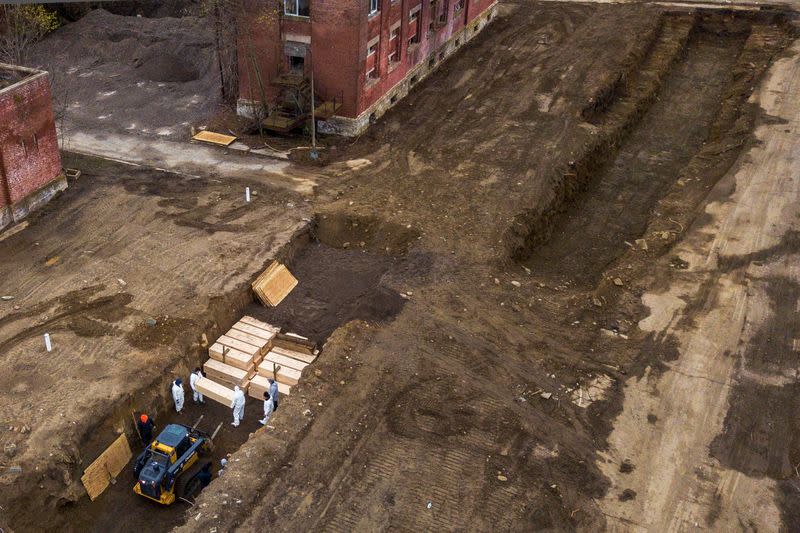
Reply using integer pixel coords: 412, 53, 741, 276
135, 52, 199, 83
25, 8, 220, 139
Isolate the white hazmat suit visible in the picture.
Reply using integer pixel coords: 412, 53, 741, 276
231, 386, 246, 427
259, 397, 274, 426
171, 380, 185, 413
189, 370, 204, 403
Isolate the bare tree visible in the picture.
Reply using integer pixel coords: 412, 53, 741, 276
0, 5, 59, 65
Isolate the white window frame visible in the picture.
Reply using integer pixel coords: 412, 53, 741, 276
284, 0, 309, 17
369, 0, 380, 16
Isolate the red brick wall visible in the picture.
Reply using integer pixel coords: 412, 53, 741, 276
237, 0, 494, 119
0, 73, 62, 206
356, 0, 494, 115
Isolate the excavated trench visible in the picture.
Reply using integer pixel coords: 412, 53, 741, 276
510, 11, 796, 288
47, 214, 415, 533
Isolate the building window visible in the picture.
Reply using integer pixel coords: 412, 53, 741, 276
454, 0, 464, 12
284, 0, 310, 16
369, 0, 380, 16
408, 6, 421, 45
366, 37, 380, 81
388, 26, 401, 63
288, 55, 305, 73
438, 0, 448, 24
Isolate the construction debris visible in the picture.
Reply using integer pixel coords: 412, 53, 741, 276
252, 261, 298, 307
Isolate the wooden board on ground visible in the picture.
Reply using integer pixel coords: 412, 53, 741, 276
195, 377, 236, 406
81, 434, 133, 500
203, 359, 250, 388
224, 328, 270, 354
209, 343, 254, 371
249, 374, 291, 400
271, 345, 317, 364
256, 359, 303, 385
231, 321, 277, 344
216, 335, 260, 357
192, 130, 236, 146
262, 350, 309, 372
252, 261, 298, 307
239, 316, 280, 334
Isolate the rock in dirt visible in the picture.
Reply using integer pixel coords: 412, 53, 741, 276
4, 442, 17, 458
1, 295, 13, 301
511, 280, 521, 287
592, 297, 603, 307
613, 278, 624, 287
540, 392, 552, 400
497, 475, 508, 482
635, 238, 649, 251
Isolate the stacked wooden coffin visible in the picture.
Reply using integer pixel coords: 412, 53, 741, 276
195, 315, 317, 406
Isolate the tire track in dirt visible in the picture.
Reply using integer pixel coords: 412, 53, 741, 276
597, 37, 800, 532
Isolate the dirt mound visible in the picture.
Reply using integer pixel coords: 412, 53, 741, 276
135, 52, 200, 83
25, 8, 220, 139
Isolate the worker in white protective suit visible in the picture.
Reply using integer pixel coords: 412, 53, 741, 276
189, 368, 204, 404
230, 386, 246, 427
259, 391, 274, 426
171, 378, 185, 413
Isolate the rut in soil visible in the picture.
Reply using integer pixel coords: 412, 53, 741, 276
524, 25, 748, 285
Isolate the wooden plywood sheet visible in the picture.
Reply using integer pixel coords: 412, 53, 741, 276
81, 434, 132, 500
203, 359, 250, 388
209, 343, 254, 371
192, 130, 237, 146
252, 261, 298, 307
195, 377, 236, 406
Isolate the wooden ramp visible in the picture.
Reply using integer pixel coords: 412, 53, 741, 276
191, 130, 237, 146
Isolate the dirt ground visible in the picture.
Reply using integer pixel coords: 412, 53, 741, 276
0, 152, 310, 531
25, 9, 221, 140
1, 1, 799, 532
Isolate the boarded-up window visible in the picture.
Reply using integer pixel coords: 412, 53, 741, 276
365, 36, 380, 80
388, 24, 401, 63
408, 5, 421, 45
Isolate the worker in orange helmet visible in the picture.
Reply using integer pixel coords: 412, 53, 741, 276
137, 413, 155, 446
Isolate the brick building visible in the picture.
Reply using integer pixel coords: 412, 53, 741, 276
236, 0, 497, 135
0, 63, 65, 232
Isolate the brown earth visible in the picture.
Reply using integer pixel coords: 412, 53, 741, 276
1, 2, 798, 532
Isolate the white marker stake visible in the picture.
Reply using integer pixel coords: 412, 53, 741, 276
44, 333, 52, 352
245, 187, 251, 203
